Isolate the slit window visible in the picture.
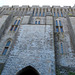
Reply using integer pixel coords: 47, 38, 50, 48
61, 43, 63, 54
60, 27, 63, 32
2, 41, 11, 55
35, 21, 37, 24
14, 20, 17, 25
33, 11, 34, 16
54, 12, 56, 16
39, 12, 41, 16
2, 47, 8, 55
57, 12, 59, 17
56, 20, 58, 26
14, 26, 18, 31
6, 41, 11, 46
56, 27, 59, 32
43, 12, 45, 16
17, 20, 20, 25
38, 21, 40, 24
61, 12, 63, 17
10, 25, 14, 31
36, 12, 37, 16
59, 20, 62, 26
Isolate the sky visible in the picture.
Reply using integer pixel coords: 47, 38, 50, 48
0, 0, 75, 7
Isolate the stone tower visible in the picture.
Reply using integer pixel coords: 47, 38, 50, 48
0, 5, 75, 75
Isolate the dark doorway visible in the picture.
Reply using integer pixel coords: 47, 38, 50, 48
16, 66, 39, 75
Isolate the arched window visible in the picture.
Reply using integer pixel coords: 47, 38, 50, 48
17, 20, 20, 25
16, 66, 39, 75
36, 12, 38, 16
2, 40, 11, 55
57, 12, 59, 17
59, 20, 63, 32
56, 20, 58, 26
39, 12, 41, 16
56, 27, 59, 32
60, 27, 63, 32
6, 41, 11, 46
38, 21, 40, 24
33, 10, 34, 16
59, 20, 62, 26
10, 19, 21, 31
61, 12, 63, 17
43, 12, 45, 16
14, 20, 17, 25
35, 21, 37, 24
10, 25, 14, 31
14, 25, 18, 31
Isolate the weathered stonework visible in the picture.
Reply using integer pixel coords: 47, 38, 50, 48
1, 25, 55, 75
0, 5, 75, 75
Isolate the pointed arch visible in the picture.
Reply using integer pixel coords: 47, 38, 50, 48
5, 38, 12, 46
2, 38, 12, 55
16, 66, 39, 75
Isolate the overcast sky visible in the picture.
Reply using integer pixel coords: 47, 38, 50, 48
0, 0, 75, 7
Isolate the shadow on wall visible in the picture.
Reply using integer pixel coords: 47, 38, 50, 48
16, 66, 40, 75
0, 63, 5, 75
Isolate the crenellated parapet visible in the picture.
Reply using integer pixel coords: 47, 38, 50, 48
0, 5, 75, 16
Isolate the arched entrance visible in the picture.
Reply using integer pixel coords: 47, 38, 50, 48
16, 66, 39, 75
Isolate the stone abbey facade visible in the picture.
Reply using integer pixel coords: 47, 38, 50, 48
0, 5, 75, 75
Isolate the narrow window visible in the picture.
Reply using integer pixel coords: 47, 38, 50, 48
6, 41, 11, 46
59, 20, 62, 26
54, 12, 56, 16
2, 41, 11, 55
2, 47, 8, 55
56, 27, 59, 32
61, 12, 63, 17
57, 12, 59, 17
38, 21, 40, 24
17, 20, 20, 25
10, 25, 14, 31
36, 12, 37, 16
14, 26, 18, 31
35, 21, 37, 24
56, 20, 58, 26
61, 43, 63, 54
60, 27, 63, 32
39, 12, 41, 16
14, 20, 17, 25
43, 12, 45, 16
33, 11, 34, 16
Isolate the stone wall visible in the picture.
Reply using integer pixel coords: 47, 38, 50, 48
1, 25, 55, 75
0, 5, 75, 75
54, 16, 75, 75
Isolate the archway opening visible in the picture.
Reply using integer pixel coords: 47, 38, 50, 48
16, 66, 39, 75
